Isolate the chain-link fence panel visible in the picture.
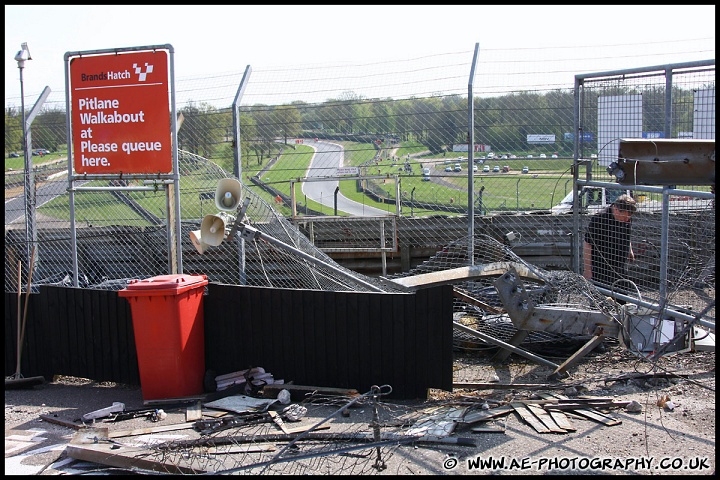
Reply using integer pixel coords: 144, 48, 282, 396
4, 50, 714, 328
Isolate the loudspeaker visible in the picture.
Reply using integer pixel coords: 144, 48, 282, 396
200, 212, 235, 246
190, 229, 209, 254
215, 178, 243, 211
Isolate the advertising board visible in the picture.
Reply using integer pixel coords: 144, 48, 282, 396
527, 134, 555, 144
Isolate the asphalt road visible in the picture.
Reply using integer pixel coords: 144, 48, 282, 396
301, 140, 392, 217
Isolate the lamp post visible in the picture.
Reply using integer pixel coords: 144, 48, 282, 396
15, 42, 35, 279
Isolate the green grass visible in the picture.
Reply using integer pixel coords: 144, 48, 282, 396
5, 152, 66, 171
31, 140, 713, 223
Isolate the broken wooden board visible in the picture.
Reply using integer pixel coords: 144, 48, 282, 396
386, 261, 543, 291
510, 402, 550, 433
453, 382, 569, 390
202, 409, 231, 418
570, 408, 622, 426
544, 401, 631, 411
39, 414, 86, 430
537, 391, 621, 426
526, 404, 567, 433
109, 422, 196, 439
548, 410, 576, 432
67, 427, 204, 474
454, 289, 504, 314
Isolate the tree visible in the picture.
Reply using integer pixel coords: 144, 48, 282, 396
178, 101, 225, 157
32, 107, 66, 152
5, 107, 22, 154
274, 105, 302, 144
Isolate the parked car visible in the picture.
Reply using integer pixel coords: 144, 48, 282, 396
522, 166, 529, 174
32, 148, 50, 156
526, 154, 533, 159
539, 153, 547, 158
502, 166, 510, 173
8, 152, 19, 158
482, 165, 490, 173
509, 154, 517, 159
444, 166, 452, 172
422, 167, 431, 181
551, 154, 559, 158
472, 165, 478, 172
453, 163, 462, 172
492, 165, 500, 173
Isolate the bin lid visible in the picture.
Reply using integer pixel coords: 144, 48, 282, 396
119, 274, 208, 296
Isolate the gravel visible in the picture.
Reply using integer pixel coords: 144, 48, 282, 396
5, 345, 715, 475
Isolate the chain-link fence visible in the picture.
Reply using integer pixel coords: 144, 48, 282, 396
4, 50, 715, 327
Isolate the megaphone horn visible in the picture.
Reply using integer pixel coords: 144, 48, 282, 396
190, 229, 209, 255
215, 178, 243, 211
200, 212, 235, 246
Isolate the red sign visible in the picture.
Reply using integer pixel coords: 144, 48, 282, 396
69, 50, 172, 174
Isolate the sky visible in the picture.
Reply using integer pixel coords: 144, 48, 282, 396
4, 4, 716, 107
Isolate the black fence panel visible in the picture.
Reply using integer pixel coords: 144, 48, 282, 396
5, 283, 454, 400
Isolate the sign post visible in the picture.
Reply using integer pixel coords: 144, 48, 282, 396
66, 45, 180, 281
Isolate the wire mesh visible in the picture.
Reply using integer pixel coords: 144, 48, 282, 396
4, 52, 714, 329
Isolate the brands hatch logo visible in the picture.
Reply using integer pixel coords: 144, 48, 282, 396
80, 62, 154, 82
133, 62, 154, 81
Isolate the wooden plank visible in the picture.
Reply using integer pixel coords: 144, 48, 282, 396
39, 414, 86, 430
67, 428, 203, 474
559, 397, 614, 403
454, 289, 503, 314
202, 409, 230, 418
453, 382, 569, 390
544, 401, 631, 411
510, 402, 550, 433
388, 262, 543, 290
548, 410, 576, 432
550, 334, 604, 379
109, 422, 196, 438
526, 404, 567, 433
571, 409, 622, 426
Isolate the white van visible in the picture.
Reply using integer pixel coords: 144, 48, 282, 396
551, 186, 630, 215
551, 187, 711, 214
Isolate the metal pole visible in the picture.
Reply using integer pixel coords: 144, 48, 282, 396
240, 224, 385, 293
467, 43, 479, 265
19, 63, 35, 278
334, 186, 339, 215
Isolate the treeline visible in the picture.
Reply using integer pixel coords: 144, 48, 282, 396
4, 85, 699, 162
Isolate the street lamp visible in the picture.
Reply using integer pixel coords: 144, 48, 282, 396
15, 42, 34, 278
